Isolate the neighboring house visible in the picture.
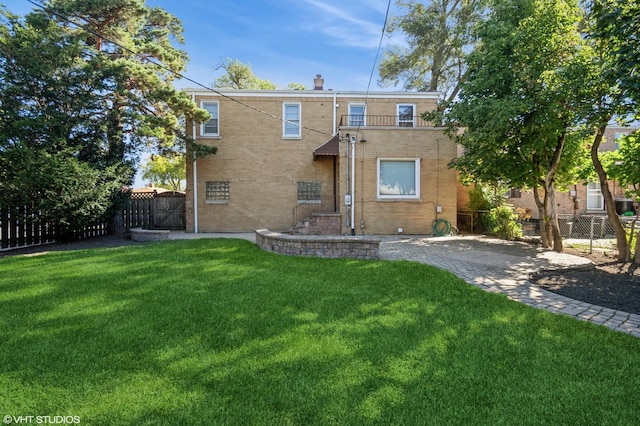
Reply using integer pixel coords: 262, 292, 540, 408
458, 125, 639, 219
184, 76, 458, 235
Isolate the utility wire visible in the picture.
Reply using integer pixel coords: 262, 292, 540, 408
24, 0, 332, 137
355, 0, 392, 137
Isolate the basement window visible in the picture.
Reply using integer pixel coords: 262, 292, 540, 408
297, 181, 321, 203
205, 181, 229, 204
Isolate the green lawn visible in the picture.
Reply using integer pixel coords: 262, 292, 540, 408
1, 239, 638, 425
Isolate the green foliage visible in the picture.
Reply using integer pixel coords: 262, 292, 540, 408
0, 144, 128, 240
603, 133, 640, 199
213, 58, 307, 90
1, 239, 640, 423
214, 58, 277, 89
482, 204, 524, 241
593, 0, 640, 116
141, 153, 186, 191
0, 1, 209, 238
379, 0, 486, 103
466, 183, 492, 211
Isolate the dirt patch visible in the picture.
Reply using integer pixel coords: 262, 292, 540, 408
530, 247, 640, 315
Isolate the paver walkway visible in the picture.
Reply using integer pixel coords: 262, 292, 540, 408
170, 231, 640, 338
379, 234, 640, 338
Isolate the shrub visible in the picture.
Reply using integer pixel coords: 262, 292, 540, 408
482, 205, 523, 241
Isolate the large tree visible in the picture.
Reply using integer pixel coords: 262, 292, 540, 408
0, 1, 210, 237
45, 0, 210, 173
213, 58, 308, 90
581, 0, 640, 262
214, 58, 277, 90
446, 0, 587, 251
141, 153, 186, 191
379, 0, 486, 104
0, 8, 129, 238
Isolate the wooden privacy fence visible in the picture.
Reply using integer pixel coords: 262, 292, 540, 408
122, 191, 186, 231
1, 191, 185, 251
0, 204, 107, 250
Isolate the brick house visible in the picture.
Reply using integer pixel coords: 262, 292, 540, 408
184, 76, 458, 235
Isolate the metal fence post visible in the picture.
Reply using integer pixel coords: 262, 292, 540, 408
590, 215, 594, 254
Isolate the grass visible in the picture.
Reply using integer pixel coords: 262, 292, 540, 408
1, 239, 639, 425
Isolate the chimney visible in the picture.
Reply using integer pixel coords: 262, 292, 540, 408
313, 74, 324, 91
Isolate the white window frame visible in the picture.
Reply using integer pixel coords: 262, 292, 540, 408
283, 102, 301, 138
200, 101, 219, 137
348, 103, 366, 127
397, 104, 416, 127
586, 181, 604, 211
377, 158, 420, 200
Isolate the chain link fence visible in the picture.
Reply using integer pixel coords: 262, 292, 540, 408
458, 211, 638, 253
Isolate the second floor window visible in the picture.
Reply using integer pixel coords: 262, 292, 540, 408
349, 104, 365, 126
201, 101, 219, 136
397, 104, 415, 127
283, 103, 301, 137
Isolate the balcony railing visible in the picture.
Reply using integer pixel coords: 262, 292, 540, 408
339, 115, 434, 128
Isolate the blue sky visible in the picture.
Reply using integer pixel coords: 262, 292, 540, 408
5, 0, 404, 91
3, 0, 404, 188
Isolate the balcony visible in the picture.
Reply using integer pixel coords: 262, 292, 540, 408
339, 115, 434, 128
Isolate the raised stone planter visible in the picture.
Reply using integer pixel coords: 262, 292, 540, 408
130, 228, 170, 242
255, 229, 380, 260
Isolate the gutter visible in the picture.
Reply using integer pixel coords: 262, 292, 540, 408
192, 91, 198, 234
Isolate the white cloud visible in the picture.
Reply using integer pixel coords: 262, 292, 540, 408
300, 0, 388, 49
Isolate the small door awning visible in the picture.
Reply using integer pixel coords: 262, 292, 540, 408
313, 133, 340, 160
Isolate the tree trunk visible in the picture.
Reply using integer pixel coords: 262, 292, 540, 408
545, 130, 568, 252
533, 183, 551, 248
591, 125, 630, 262
546, 184, 563, 252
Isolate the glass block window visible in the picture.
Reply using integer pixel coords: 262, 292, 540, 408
206, 181, 229, 203
297, 181, 321, 202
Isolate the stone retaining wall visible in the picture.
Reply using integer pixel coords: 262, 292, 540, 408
294, 213, 341, 235
255, 229, 380, 260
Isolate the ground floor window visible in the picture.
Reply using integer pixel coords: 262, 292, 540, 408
377, 158, 420, 199
586, 181, 604, 210
297, 181, 321, 203
206, 181, 230, 203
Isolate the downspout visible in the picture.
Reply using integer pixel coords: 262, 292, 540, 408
351, 135, 356, 236
332, 91, 337, 135
192, 91, 198, 234
332, 91, 338, 213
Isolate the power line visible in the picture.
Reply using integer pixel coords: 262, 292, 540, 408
24, 0, 332, 137
356, 0, 392, 137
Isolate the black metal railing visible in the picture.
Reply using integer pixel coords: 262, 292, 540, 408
339, 115, 434, 128
292, 195, 339, 230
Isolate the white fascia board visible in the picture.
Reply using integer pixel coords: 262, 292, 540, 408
182, 88, 440, 100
